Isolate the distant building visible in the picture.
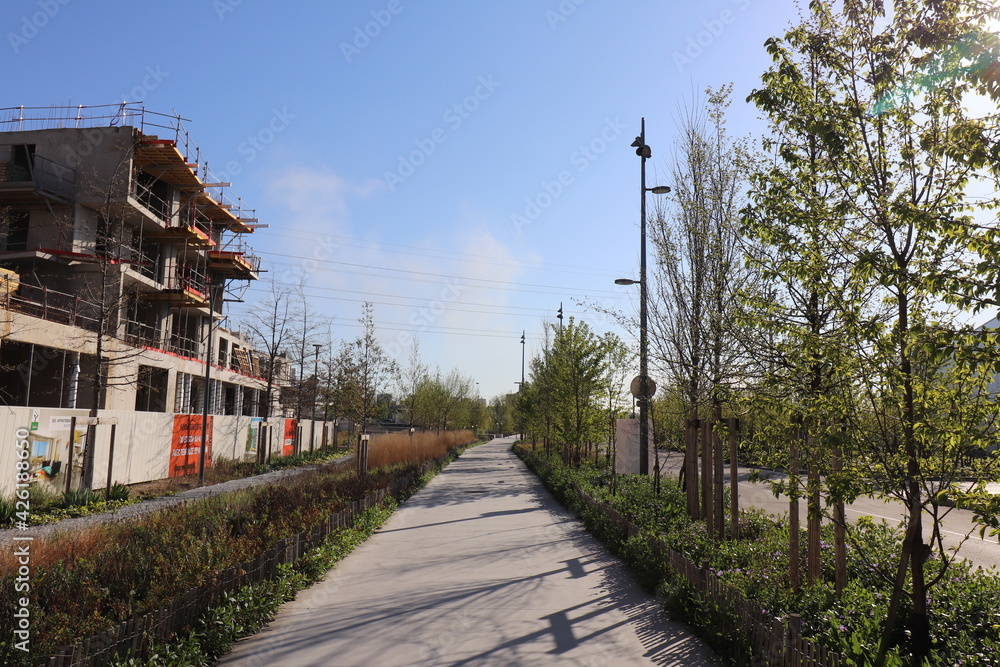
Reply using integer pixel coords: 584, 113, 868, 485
0, 104, 283, 416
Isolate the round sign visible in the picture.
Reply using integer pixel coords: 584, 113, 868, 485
630, 375, 656, 400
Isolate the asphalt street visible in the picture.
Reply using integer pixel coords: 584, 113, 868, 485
656, 451, 1000, 572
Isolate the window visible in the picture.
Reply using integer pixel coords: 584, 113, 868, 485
135, 365, 169, 412
218, 338, 228, 367
2, 211, 29, 251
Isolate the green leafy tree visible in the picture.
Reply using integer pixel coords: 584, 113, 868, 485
748, 1, 1000, 661
399, 338, 427, 427
743, 23, 878, 591
543, 317, 609, 465
489, 393, 518, 434
599, 331, 632, 464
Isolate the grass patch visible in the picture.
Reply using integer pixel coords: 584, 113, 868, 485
367, 429, 476, 468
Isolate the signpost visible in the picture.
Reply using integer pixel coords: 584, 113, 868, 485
630, 375, 656, 401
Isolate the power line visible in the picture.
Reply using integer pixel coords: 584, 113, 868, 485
235, 289, 551, 318
254, 250, 628, 298
259, 226, 625, 279
234, 275, 564, 315
225, 308, 552, 342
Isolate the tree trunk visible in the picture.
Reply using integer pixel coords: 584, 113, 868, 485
686, 406, 699, 519
789, 423, 801, 593
833, 444, 847, 595
807, 433, 822, 585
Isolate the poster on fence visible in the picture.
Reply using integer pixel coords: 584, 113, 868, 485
282, 419, 297, 457
615, 418, 655, 475
244, 417, 261, 460
169, 414, 213, 477
22, 409, 89, 489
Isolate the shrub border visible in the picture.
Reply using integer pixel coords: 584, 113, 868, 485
515, 445, 846, 667
44, 443, 474, 667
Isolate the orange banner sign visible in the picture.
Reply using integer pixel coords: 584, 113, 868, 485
169, 414, 213, 478
282, 419, 297, 457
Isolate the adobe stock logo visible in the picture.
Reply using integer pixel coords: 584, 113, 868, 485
383, 75, 501, 192
116, 66, 170, 106
7, 0, 72, 53
213, 107, 296, 183
511, 117, 626, 235
340, 0, 413, 63
545, 0, 587, 30
672, 0, 751, 72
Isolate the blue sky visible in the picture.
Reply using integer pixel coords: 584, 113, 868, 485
3, 0, 798, 400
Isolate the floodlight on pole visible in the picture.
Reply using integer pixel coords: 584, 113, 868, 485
622, 117, 671, 475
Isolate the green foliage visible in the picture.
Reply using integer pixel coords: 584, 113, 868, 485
407, 368, 483, 431
60, 488, 98, 508
517, 318, 628, 462
0, 456, 441, 664
105, 482, 131, 502
515, 444, 1000, 665
334, 302, 400, 427
743, 1, 1000, 659
0, 499, 15, 524
111, 503, 395, 667
28, 483, 61, 509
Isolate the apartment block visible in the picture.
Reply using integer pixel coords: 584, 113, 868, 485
0, 104, 283, 417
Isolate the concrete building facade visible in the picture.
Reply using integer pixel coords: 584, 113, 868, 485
0, 104, 281, 420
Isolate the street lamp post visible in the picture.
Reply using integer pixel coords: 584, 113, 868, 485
519, 330, 525, 391
621, 118, 671, 476
310, 343, 322, 453
198, 280, 220, 486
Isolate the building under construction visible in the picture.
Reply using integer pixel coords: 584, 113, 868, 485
0, 104, 279, 417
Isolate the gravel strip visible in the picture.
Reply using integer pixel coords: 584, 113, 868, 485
0, 454, 354, 546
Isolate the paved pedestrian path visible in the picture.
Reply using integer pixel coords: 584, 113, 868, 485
216, 438, 720, 666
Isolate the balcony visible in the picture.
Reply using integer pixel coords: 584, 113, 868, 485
123, 318, 163, 350
169, 222, 215, 247
0, 152, 76, 205
145, 266, 209, 308
1, 281, 101, 333
133, 138, 201, 189
208, 236, 260, 280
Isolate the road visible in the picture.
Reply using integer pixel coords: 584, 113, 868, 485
656, 452, 1000, 573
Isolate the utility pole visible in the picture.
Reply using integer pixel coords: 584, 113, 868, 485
310, 343, 322, 453
198, 280, 219, 486
520, 330, 525, 391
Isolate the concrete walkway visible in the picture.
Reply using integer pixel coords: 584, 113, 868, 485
216, 438, 720, 666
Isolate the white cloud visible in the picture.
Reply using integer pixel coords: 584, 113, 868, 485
266, 165, 383, 221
